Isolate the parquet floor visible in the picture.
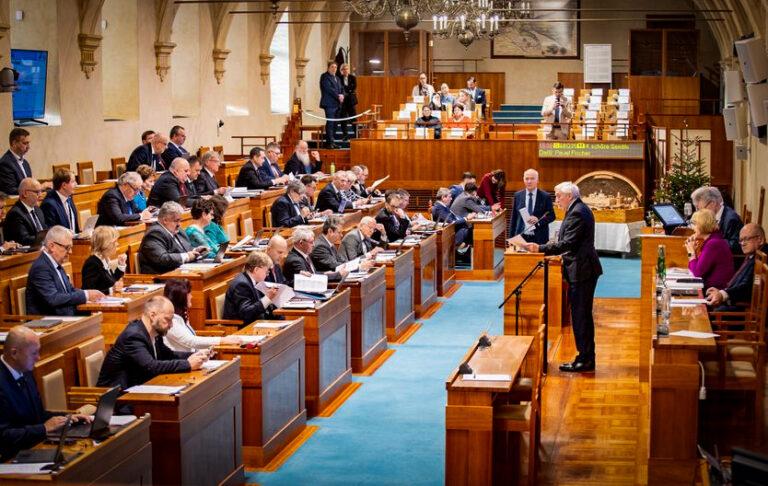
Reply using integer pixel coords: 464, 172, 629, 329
538, 297, 648, 485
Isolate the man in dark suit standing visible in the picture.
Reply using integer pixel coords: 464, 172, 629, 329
508, 169, 555, 245
283, 227, 347, 286
148, 157, 195, 208
41, 169, 80, 233
223, 251, 280, 326
337, 63, 357, 141
283, 140, 323, 176
96, 172, 153, 226
195, 151, 227, 196
466, 76, 487, 117
26, 226, 104, 315
522, 182, 602, 373
97, 296, 208, 390
706, 223, 768, 309
138, 202, 204, 274
0, 326, 91, 460
0, 128, 34, 195
691, 186, 744, 254
320, 61, 343, 149
236, 147, 287, 189
271, 181, 311, 228
127, 133, 169, 172
265, 235, 289, 284
4, 178, 47, 245
161, 125, 190, 168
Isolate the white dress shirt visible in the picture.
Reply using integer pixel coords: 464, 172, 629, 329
164, 314, 221, 353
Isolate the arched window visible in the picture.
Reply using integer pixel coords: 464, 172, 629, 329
270, 13, 290, 114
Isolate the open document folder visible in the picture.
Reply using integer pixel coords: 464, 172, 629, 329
255, 281, 295, 308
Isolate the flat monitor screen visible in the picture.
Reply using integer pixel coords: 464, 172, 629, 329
652, 203, 686, 227
11, 49, 48, 120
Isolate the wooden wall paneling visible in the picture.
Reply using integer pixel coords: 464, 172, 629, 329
558, 72, 583, 90
660, 77, 700, 115
629, 76, 663, 115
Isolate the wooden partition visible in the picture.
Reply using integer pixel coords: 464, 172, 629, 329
629, 76, 700, 115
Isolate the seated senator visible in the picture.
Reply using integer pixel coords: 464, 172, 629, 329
82, 226, 127, 295
432, 187, 473, 248
443, 104, 474, 138
138, 202, 204, 274
236, 147, 288, 190
133, 165, 157, 211
97, 296, 209, 390
163, 278, 241, 352
284, 227, 347, 286
147, 157, 196, 208
206, 195, 231, 248
0, 326, 91, 461
284, 140, 323, 176
686, 209, 734, 290
271, 180, 311, 228
26, 226, 105, 316
415, 105, 442, 139
706, 223, 768, 309
265, 235, 289, 284
223, 251, 280, 326
4, 178, 47, 246
96, 171, 153, 227
450, 182, 489, 219
375, 190, 409, 242
316, 172, 350, 213
311, 215, 346, 270
40, 168, 80, 233
691, 185, 743, 254
340, 216, 384, 261
185, 198, 219, 254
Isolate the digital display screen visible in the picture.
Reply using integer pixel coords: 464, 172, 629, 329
652, 204, 686, 227
11, 49, 48, 120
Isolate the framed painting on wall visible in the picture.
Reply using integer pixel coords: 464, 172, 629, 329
491, 0, 581, 59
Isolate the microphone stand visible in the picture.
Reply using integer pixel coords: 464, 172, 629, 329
498, 260, 544, 335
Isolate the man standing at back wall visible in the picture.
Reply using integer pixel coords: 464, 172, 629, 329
508, 168, 554, 245
320, 61, 343, 149
0, 128, 34, 195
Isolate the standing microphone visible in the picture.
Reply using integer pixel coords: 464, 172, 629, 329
395, 236, 408, 256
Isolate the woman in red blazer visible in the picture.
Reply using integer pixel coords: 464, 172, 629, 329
477, 169, 506, 210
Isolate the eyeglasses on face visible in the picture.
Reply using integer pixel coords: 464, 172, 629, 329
739, 235, 760, 243
52, 241, 73, 252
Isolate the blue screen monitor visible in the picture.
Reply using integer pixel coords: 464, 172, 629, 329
11, 49, 48, 121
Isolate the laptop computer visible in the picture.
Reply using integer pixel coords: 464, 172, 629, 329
73, 215, 99, 239
55, 387, 121, 440
200, 242, 229, 263
11, 229, 49, 253
14, 415, 79, 465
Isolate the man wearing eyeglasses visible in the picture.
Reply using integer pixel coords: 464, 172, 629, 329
96, 171, 154, 227
706, 223, 768, 309
3, 178, 48, 246
26, 226, 105, 316
138, 201, 205, 274
259, 142, 285, 182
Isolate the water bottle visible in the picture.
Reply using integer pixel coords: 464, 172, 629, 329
330, 161, 336, 175
656, 244, 666, 286
658, 287, 671, 336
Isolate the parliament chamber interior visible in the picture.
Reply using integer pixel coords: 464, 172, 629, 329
0, 0, 767, 485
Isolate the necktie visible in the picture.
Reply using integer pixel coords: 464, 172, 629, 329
305, 255, 315, 273
727, 255, 753, 288
153, 153, 161, 171
554, 105, 560, 124
179, 181, 187, 196
56, 265, 71, 291
527, 192, 534, 215
19, 159, 29, 177
16, 377, 34, 411
65, 199, 75, 230
30, 209, 42, 231
174, 234, 186, 252
294, 203, 301, 216
391, 214, 400, 230
270, 163, 279, 178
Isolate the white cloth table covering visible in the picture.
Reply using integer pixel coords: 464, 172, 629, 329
549, 220, 645, 253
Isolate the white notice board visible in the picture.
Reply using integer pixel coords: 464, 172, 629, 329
584, 44, 612, 83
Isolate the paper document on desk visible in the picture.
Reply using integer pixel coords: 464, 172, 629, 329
669, 330, 719, 339
375, 252, 396, 263
202, 360, 228, 371
123, 283, 164, 293
671, 298, 708, 307
255, 282, 295, 308
336, 258, 361, 272
98, 297, 129, 305
231, 235, 253, 249
282, 300, 316, 309
507, 234, 528, 248
255, 322, 288, 330
179, 262, 218, 272
294, 274, 328, 293
369, 175, 389, 193
0, 463, 52, 475
125, 385, 186, 395
110, 415, 138, 426
666, 267, 692, 277
462, 373, 512, 382
239, 335, 267, 344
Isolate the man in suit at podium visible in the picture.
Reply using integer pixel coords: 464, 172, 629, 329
0, 326, 92, 460
508, 169, 554, 245
522, 181, 602, 373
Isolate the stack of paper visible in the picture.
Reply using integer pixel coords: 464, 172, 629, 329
110, 415, 138, 426
124, 385, 186, 395
670, 297, 708, 307
669, 330, 718, 339
240, 335, 267, 344
201, 360, 228, 371
254, 322, 289, 330
179, 263, 219, 272
294, 274, 328, 293
0, 463, 52, 475
255, 282, 295, 308
282, 300, 316, 309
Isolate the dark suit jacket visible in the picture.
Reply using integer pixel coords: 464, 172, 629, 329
235, 161, 272, 190
540, 198, 603, 283
471, 87, 487, 114
283, 153, 322, 176
97, 320, 191, 390
320, 71, 343, 110
339, 230, 378, 261
259, 161, 283, 180
311, 235, 347, 272
283, 248, 342, 286
0, 150, 31, 195
195, 169, 219, 196
723, 244, 768, 304
508, 189, 555, 244
0, 364, 52, 460
450, 192, 487, 219
720, 205, 744, 254
82, 255, 124, 294
338, 73, 358, 106
271, 194, 307, 228
375, 207, 409, 242
26, 251, 87, 316
147, 171, 197, 208
316, 184, 348, 213
161, 142, 189, 168
222, 272, 272, 326
351, 183, 369, 198
431, 201, 465, 225
40, 190, 80, 233
96, 186, 141, 227
138, 224, 192, 274
265, 264, 286, 285
127, 143, 166, 172
4, 201, 47, 246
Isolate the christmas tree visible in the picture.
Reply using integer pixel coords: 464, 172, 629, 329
653, 131, 712, 214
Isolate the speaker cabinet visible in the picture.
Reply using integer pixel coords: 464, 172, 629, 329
747, 82, 768, 126
723, 104, 747, 140
735, 37, 768, 84
724, 70, 744, 104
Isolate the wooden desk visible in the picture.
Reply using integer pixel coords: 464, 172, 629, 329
216, 319, 306, 467
72, 182, 114, 216
216, 159, 246, 187
339, 266, 388, 372
648, 304, 716, 485
275, 290, 352, 417
503, 250, 563, 338
445, 334, 534, 486
221, 197, 253, 240
456, 210, 507, 281
406, 234, 438, 318
249, 189, 284, 230
0, 415, 152, 485
434, 223, 457, 296
70, 224, 147, 287
154, 257, 245, 329
376, 250, 416, 341
118, 359, 244, 486
77, 286, 164, 345
639, 234, 688, 381
0, 252, 40, 314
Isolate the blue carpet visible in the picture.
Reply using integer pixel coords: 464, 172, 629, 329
247, 257, 638, 485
